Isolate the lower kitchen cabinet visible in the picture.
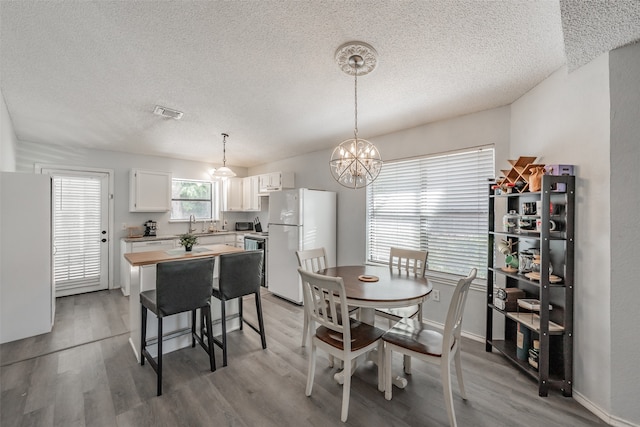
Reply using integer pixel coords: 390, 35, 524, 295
120, 238, 175, 296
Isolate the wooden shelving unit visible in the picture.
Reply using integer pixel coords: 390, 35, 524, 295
486, 174, 575, 397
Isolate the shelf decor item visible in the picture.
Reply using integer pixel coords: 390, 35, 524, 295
178, 233, 198, 252
528, 166, 546, 192
496, 156, 545, 193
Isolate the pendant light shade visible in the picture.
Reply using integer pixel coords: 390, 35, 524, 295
211, 133, 236, 178
330, 42, 382, 189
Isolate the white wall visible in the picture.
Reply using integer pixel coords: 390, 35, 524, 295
609, 42, 640, 425
510, 57, 613, 416
15, 141, 252, 288
0, 89, 17, 172
251, 106, 512, 337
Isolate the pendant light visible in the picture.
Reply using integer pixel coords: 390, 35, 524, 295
211, 133, 236, 178
330, 42, 382, 189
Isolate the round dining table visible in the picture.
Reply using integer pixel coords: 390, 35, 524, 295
316, 264, 432, 325
315, 264, 433, 388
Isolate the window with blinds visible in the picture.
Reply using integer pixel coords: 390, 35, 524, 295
366, 147, 494, 279
53, 176, 102, 288
171, 179, 219, 220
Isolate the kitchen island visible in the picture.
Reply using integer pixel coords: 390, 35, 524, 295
124, 244, 243, 362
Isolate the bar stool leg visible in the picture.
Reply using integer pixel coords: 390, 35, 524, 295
255, 291, 267, 349
204, 307, 216, 372
140, 305, 147, 366
239, 297, 243, 330
220, 299, 228, 367
157, 317, 163, 396
191, 309, 197, 348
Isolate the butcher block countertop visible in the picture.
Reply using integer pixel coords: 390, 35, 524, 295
124, 244, 243, 267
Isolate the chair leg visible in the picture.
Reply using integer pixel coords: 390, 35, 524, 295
306, 341, 316, 396
341, 353, 352, 422
204, 307, 216, 372
140, 305, 147, 366
220, 299, 228, 367
404, 355, 412, 375
254, 292, 267, 349
454, 348, 467, 400
157, 317, 163, 396
377, 340, 384, 392
384, 344, 393, 400
441, 358, 457, 427
301, 309, 309, 347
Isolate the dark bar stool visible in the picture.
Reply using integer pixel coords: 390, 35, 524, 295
140, 257, 216, 396
209, 250, 266, 366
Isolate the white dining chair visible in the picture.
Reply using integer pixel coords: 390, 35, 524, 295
376, 246, 428, 326
296, 248, 359, 349
382, 268, 477, 427
297, 268, 385, 422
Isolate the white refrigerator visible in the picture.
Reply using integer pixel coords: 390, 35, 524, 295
267, 189, 336, 304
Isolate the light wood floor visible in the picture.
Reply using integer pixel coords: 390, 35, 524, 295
1, 289, 606, 427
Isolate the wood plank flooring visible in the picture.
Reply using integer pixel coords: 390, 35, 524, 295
1, 289, 606, 426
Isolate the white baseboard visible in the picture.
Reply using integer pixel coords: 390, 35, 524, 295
422, 319, 485, 343
573, 391, 639, 427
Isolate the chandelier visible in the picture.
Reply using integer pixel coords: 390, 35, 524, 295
330, 42, 382, 189
210, 133, 236, 178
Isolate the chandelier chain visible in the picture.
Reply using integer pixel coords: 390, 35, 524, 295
353, 66, 358, 140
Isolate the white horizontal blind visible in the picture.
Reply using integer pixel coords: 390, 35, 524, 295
53, 176, 102, 288
367, 147, 494, 279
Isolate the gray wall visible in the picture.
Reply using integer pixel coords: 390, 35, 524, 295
609, 41, 640, 425
0, 89, 17, 172
510, 53, 618, 421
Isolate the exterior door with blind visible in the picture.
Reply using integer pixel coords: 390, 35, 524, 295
46, 170, 110, 296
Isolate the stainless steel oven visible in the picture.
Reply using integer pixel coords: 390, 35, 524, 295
244, 235, 267, 287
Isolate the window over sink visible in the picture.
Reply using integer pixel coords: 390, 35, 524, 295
171, 179, 221, 220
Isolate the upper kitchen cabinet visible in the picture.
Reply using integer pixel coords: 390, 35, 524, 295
258, 171, 294, 194
224, 177, 244, 211
242, 175, 261, 211
129, 169, 171, 212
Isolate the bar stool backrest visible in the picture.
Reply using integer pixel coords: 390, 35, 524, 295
217, 251, 264, 300
156, 257, 215, 316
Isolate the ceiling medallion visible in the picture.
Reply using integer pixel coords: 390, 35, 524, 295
334, 41, 378, 76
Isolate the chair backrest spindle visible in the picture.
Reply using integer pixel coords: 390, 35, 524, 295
388, 247, 428, 277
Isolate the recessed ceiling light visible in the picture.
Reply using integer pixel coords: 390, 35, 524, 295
153, 105, 184, 120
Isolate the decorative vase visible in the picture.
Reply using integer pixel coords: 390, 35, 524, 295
528, 166, 545, 192
185, 245, 193, 252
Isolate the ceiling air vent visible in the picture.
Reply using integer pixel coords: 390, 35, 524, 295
153, 105, 184, 120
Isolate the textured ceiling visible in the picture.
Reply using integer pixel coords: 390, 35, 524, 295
1, 1, 639, 168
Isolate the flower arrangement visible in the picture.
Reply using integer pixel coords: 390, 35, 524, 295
178, 233, 198, 251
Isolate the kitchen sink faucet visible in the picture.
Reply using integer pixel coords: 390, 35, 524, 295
188, 214, 196, 234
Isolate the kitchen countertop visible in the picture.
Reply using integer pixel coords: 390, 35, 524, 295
124, 243, 243, 266
122, 231, 237, 243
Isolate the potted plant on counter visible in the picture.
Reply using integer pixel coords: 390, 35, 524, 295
178, 233, 198, 252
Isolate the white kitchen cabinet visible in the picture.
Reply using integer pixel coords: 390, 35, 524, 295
242, 175, 261, 211
196, 233, 236, 246
258, 172, 294, 194
129, 169, 171, 212
120, 238, 176, 296
224, 177, 244, 211
235, 233, 245, 248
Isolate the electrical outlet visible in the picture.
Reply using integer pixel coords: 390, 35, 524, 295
121, 223, 127, 230
433, 289, 440, 302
